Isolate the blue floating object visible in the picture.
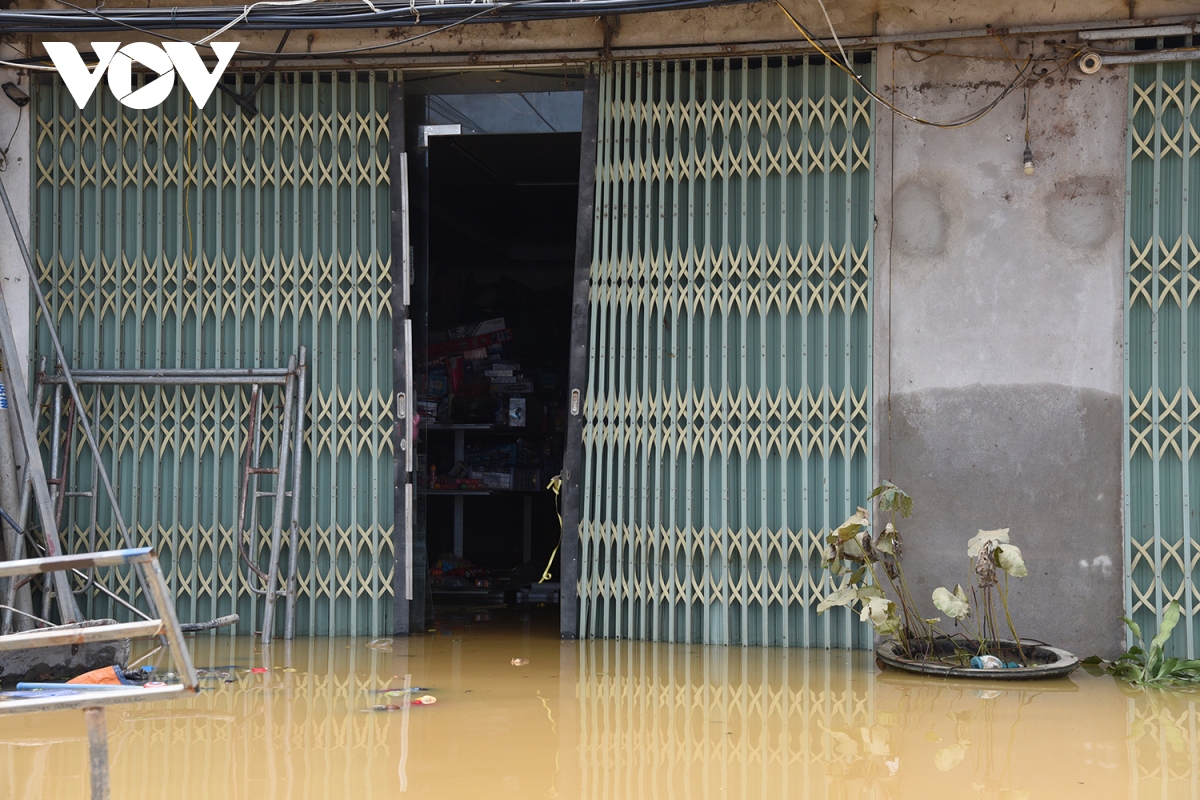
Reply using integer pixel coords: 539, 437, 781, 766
970, 656, 984, 669
1006, 662, 1020, 669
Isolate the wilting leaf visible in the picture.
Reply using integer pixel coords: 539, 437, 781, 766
932, 585, 971, 620
1120, 615, 1143, 643
857, 584, 884, 601
860, 597, 901, 636
876, 527, 899, 555
842, 533, 869, 560
967, 528, 1010, 559
833, 508, 870, 541
817, 585, 858, 614
849, 566, 867, 584
994, 544, 1028, 578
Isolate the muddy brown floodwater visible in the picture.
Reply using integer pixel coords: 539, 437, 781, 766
2, 608, 1198, 799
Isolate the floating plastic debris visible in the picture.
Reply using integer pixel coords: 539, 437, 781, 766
969, 655, 1003, 669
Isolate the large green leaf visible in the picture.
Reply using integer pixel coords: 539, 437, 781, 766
967, 529, 1010, 559
1120, 616, 1143, 643
1150, 601, 1182, 655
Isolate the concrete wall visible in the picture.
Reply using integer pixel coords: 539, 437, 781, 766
873, 40, 1129, 657
0, 67, 32, 371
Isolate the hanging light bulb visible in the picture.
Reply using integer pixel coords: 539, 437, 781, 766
1022, 143, 1035, 176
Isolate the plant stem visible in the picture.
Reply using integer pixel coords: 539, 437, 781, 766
999, 574, 1027, 663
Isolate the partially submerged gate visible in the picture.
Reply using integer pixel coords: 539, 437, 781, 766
1125, 60, 1200, 658
578, 57, 875, 647
31, 71, 394, 636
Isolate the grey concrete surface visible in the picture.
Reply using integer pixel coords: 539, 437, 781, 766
873, 41, 1129, 657
885, 384, 1125, 658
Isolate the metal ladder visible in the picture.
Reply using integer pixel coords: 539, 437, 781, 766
235, 348, 308, 643
29, 350, 308, 643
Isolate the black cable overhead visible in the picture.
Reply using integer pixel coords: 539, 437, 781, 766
0, 0, 753, 35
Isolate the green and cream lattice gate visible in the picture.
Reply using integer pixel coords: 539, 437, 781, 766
1126, 59, 1200, 658
579, 57, 874, 648
31, 71, 394, 636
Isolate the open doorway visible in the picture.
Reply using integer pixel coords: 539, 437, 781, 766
415, 129, 581, 621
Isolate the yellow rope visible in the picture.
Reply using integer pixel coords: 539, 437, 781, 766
538, 474, 562, 584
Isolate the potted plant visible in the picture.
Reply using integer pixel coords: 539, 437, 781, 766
818, 483, 1078, 678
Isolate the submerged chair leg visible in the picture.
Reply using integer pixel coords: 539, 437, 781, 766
84, 706, 110, 800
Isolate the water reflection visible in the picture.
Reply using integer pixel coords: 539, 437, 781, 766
1, 615, 1198, 799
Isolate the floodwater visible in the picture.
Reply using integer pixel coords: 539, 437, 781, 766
2, 608, 1199, 800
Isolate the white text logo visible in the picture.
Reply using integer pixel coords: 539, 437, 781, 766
44, 41, 239, 110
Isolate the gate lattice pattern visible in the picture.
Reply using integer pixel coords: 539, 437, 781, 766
1126, 60, 1200, 658
579, 57, 874, 647
31, 71, 394, 636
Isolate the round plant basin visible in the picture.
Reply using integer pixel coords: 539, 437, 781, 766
875, 638, 1080, 680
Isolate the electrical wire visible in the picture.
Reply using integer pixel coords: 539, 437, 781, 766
196, 0, 321, 45
898, 44, 1063, 63
812, 0, 850, 69
0, 106, 24, 173
0, 0, 748, 40
0, 59, 56, 72
777, 1, 1058, 130
29, 0, 719, 60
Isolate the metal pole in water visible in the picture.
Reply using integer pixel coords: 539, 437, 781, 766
84, 706, 110, 800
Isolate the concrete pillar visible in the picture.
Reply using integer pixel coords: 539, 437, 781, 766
873, 40, 1128, 658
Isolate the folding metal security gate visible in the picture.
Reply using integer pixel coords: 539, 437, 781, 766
31, 71, 396, 636
1125, 60, 1200, 658
579, 57, 875, 647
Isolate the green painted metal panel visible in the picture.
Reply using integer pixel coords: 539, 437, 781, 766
1126, 61, 1200, 658
579, 57, 874, 647
31, 71, 394, 636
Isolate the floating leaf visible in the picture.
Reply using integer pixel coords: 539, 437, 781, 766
967, 528, 1010, 559
817, 585, 858, 614
932, 585, 971, 620
994, 544, 1027, 578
